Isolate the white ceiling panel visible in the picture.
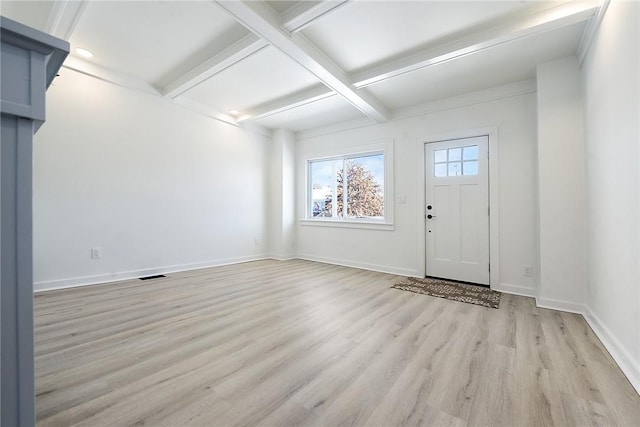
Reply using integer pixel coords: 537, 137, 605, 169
70, 1, 244, 86
302, 0, 562, 73
251, 95, 367, 132
366, 22, 586, 110
178, 45, 321, 115
0, 1, 54, 31
265, 1, 307, 15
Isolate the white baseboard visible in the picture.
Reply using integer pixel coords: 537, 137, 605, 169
535, 296, 587, 315
34, 255, 270, 292
583, 306, 640, 395
534, 296, 639, 396
268, 253, 296, 261
296, 253, 419, 277
492, 282, 536, 297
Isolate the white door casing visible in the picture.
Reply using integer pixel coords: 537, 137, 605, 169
425, 136, 489, 285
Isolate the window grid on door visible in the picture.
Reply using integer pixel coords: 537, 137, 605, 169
434, 145, 479, 177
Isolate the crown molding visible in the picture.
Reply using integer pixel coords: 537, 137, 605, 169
577, 0, 610, 65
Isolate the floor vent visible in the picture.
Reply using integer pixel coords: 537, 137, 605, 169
139, 274, 166, 281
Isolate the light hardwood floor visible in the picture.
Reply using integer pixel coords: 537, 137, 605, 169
35, 259, 640, 426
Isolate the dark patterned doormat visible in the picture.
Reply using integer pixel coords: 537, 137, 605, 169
392, 277, 501, 309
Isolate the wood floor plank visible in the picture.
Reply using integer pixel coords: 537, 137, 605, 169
34, 259, 640, 426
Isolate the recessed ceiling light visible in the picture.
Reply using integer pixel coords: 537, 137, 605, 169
75, 48, 93, 58
229, 109, 240, 116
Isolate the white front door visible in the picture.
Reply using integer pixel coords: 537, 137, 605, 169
425, 136, 490, 285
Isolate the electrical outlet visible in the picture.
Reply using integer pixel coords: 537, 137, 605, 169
523, 265, 532, 277
254, 237, 261, 246
91, 247, 102, 259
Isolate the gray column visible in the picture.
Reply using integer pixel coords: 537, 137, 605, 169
1, 16, 68, 427
1, 116, 35, 427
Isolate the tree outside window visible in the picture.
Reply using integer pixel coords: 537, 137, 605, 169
309, 153, 384, 220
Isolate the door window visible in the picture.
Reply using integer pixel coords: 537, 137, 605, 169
434, 145, 479, 177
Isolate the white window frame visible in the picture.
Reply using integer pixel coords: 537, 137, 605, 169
301, 140, 394, 231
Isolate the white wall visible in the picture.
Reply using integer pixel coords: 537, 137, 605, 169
268, 128, 296, 259
536, 56, 586, 310
295, 88, 539, 293
33, 68, 271, 290
582, 0, 640, 392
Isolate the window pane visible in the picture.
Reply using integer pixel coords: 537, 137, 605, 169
434, 163, 447, 177
463, 145, 478, 160
448, 162, 462, 176
448, 148, 461, 161
434, 149, 447, 163
463, 160, 478, 175
309, 159, 340, 217
345, 154, 384, 218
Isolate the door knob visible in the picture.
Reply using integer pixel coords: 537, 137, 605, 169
427, 205, 432, 210
427, 214, 436, 219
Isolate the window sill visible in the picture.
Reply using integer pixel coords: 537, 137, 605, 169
299, 219, 394, 231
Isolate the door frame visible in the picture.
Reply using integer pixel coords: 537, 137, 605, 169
416, 126, 500, 288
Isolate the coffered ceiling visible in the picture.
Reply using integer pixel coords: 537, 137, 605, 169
0, 0, 604, 134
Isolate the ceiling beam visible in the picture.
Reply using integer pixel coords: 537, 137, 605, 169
228, 0, 600, 125
237, 84, 334, 122
45, 0, 88, 40
281, 0, 351, 33
162, 34, 268, 98
213, 0, 389, 122
351, 1, 601, 88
